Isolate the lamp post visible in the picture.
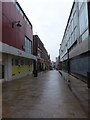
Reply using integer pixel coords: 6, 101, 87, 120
12, 21, 22, 28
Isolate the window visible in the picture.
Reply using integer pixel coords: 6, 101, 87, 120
20, 10, 24, 17
69, 24, 71, 36
27, 39, 30, 53
29, 40, 32, 53
16, 3, 20, 12
25, 60, 31, 65
25, 60, 28, 65
79, 3, 88, 41
24, 16, 27, 22
68, 25, 70, 39
82, 29, 88, 41
28, 60, 32, 66
79, 1, 84, 10
69, 37, 71, 47
23, 16, 31, 28
79, 2, 83, 10
71, 32, 75, 44
25, 37, 28, 52
12, 0, 16, 3
74, 27, 78, 41
73, 11, 77, 29
38, 51, 41, 57
27, 20, 29, 26
71, 19, 73, 33
79, 3, 88, 36
21, 60, 24, 65
25, 37, 32, 54
15, 59, 19, 66
12, 58, 14, 66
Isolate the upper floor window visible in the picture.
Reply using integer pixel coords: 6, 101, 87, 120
12, 0, 16, 3
24, 16, 32, 28
25, 36, 32, 54
73, 11, 77, 29
16, 3, 20, 12
78, 0, 85, 10
79, 3, 88, 40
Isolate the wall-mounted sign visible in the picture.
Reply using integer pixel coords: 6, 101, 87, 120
17, 50, 22, 55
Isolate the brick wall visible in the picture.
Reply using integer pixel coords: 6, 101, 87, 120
2, 2, 33, 51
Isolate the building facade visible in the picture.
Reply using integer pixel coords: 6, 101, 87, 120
0, 1, 36, 81
55, 56, 62, 70
33, 35, 51, 72
59, 1, 90, 82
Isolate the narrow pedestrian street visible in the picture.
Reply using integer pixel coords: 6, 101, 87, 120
2, 70, 87, 118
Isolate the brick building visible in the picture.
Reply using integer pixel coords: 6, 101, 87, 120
33, 35, 51, 73
0, 1, 36, 81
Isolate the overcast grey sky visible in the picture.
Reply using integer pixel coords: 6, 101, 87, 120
18, 0, 73, 61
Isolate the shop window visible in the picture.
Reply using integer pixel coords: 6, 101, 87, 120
28, 61, 30, 66
12, 58, 14, 66
24, 60, 32, 66
21, 60, 24, 65
25, 60, 28, 65
15, 59, 19, 66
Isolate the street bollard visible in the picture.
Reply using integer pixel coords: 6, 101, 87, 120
87, 72, 90, 89
34, 70, 38, 77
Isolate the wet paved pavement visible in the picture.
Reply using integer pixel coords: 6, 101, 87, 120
2, 70, 87, 118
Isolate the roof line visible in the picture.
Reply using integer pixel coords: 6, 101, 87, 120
16, 1, 33, 29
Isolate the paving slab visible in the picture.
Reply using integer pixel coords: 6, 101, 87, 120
59, 70, 88, 115
2, 70, 88, 118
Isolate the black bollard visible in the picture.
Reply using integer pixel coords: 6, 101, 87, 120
34, 70, 38, 77
87, 72, 90, 88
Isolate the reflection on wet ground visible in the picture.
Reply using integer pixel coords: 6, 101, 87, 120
2, 70, 87, 118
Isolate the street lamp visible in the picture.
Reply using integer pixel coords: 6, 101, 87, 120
12, 21, 22, 28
